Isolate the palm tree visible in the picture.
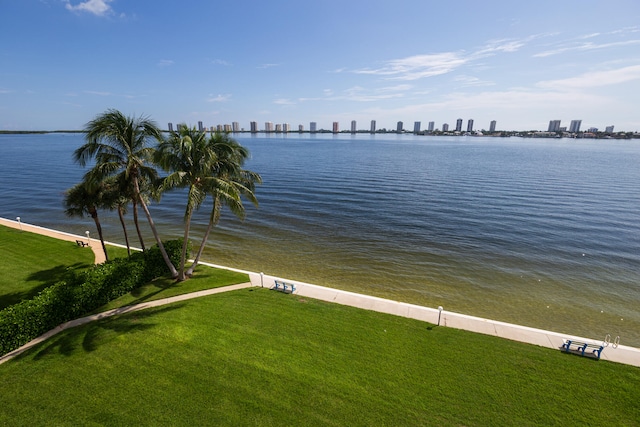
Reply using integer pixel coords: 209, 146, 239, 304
64, 181, 110, 262
185, 133, 261, 277
73, 109, 178, 277
155, 127, 261, 280
155, 125, 214, 281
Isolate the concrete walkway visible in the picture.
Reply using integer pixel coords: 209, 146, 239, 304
0, 217, 106, 264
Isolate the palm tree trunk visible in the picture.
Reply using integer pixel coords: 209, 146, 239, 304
134, 178, 178, 278
186, 197, 220, 277
89, 208, 109, 263
117, 206, 131, 256
132, 200, 145, 251
178, 208, 194, 281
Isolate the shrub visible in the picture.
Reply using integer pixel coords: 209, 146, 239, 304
0, 240, 184, 356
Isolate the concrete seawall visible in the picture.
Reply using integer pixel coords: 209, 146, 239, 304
2, 217, 638, 368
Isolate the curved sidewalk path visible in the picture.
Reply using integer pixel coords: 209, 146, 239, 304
0, 282, 253, 365
0, 218, 106, 264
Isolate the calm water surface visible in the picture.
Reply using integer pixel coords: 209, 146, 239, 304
1, 133, 639, 347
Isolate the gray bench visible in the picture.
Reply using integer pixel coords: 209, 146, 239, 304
273, 280, 296, 294
75, 240, 89, 247
561, 339, 604, 359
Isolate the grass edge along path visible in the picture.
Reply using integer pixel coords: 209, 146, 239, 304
0, 282, 253, 365
0, 217, 106, 263
0, 288, 639, 426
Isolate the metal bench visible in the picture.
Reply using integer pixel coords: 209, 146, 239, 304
75, 239, 89, 247
273, 279, 296, 294
561, 339, 604, 359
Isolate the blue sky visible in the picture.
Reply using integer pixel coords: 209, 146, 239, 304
2, 0, 640, 131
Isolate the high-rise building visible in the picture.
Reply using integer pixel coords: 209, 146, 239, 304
298, 124, 304, 132
283, 123, 291, 133
428, 121, 435, 132
456, 118, 463, 132
250, 121, 258, 133
198, 121, 204, 132
467, 119, 474, 132
223, 124, 232, 133
232, 122, 240, 132
216, 124, 223, 132
569, 120, 582, 133
489, 120, 497, 133
442, 123, 449, 132
168, 122, 174, 132
413, 121, 421, 134
333, 122, 339, 133
310, 122, 317, 133
396, 121, 403, 132
275, 124, 282, 132
351, 120, 357, 133
548, 120, 561, 132
265, 121, 274, 132
605, 125, 615, 133
370, 120, 376, 133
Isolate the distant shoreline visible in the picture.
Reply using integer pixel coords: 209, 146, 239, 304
1, 129, 638, 139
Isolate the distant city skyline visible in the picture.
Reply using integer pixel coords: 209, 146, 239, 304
168, 116, 622, 134
2, 1, 640, 131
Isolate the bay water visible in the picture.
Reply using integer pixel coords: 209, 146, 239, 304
1, 132, 638, 347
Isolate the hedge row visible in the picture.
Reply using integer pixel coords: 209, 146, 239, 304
0, 240, 185, 356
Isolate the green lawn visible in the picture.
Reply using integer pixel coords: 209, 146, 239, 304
0, 223, 249, 314
0, 225, 94, 309
1, 288, 639, 426
1, 224, 639, 425
91, 266, 249, 313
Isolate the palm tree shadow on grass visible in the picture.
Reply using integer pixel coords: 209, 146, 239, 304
121, 269, 225, 307
20, 304, 186, 361
0, 262, 92, 310
25, 262, 91, 284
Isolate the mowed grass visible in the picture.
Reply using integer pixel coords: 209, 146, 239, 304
1, 288, 639, 426
0, 225, 95, 309
0, 223, 249, 313
92, 265, 250, 313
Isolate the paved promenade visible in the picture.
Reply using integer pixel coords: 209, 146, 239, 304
1, 218, 638, 367
0, 217, 106, 264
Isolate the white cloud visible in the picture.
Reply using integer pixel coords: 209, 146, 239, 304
65, 0, 113, 16
534, 40, 640, 57
212, 59, 231, 66
207, 94, 231, 103
453, 75, 495, 87
84, 90, 112, 96
353, 52, 468, 80
537, 65, 640, 90
299, 85, 408, 103
157, 59, 174, 67
273, 98, 296, 105
349, 35, 538, 81
258, 63, 279, 69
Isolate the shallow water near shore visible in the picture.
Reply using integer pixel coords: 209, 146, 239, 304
1, 132, 639, 347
